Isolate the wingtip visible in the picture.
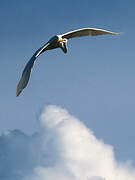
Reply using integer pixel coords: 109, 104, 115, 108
111, 32, 120, 36
117, 32, 123, 36
16, 91, 20, 97
16, 92, 19, 97
115, 33, 121, 36
16, 87, 22, 97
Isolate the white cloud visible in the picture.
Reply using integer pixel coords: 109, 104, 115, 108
0, 105, 135, 180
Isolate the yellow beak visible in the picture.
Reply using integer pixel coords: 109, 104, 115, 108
58, 39, 66, 42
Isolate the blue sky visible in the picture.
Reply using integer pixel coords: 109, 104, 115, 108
0, 0, 135, 167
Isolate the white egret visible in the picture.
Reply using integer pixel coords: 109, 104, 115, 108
16, 27, 119, 96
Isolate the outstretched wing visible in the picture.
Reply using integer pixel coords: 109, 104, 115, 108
61, 28, 119, 39
16, 43, 50, 96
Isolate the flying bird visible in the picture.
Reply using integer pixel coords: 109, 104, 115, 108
16, 27, 119, 96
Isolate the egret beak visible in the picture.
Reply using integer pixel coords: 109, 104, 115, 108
58, 39, 66, 42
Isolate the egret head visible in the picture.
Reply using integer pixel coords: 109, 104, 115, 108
58, 38, 67, 43
48, 36, 67, 45
58, 38, 68, 53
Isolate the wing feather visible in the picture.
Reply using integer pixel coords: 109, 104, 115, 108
61, 28, 119, 39
16, 43, 50, 96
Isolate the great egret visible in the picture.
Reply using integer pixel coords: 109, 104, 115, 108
16, 27, 119, 96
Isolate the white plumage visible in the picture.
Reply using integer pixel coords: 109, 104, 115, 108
16, 27, 119, 96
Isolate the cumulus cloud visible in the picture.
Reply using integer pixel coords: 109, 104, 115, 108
0, 105, 135, 180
